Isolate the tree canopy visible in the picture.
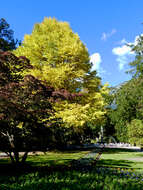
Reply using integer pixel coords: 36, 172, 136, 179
128, 35, 143, 77
14, 17, 90, 90
110, 79, 143, 141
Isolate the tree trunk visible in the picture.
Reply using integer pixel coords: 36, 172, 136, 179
8, 151, 29, 165
21, 152, 28, 163
14, 151, 19, 163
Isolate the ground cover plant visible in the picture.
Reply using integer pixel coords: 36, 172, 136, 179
1, 168, 143, 190
0, 148, 143, 189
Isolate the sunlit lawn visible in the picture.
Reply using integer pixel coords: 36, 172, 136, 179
98, 148, 143, 172
26, 150, 90, 167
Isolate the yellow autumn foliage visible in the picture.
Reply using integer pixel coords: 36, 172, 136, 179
14, 17, 109, 128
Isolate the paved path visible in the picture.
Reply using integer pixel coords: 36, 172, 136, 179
0, 151, 45, 158
0, 152, 7, 157
83, 143, 141, 151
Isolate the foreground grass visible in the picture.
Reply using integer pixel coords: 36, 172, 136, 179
1, 148, 143, 189
0, 166, 143, 190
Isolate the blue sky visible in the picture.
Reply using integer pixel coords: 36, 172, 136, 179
1, 0, 143, 86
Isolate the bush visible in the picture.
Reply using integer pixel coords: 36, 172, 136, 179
127, 119, 143, 146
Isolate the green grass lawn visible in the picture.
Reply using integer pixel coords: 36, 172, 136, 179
1, 148, 143, 190
27, 150, 90, 167
97, 148, 143, 172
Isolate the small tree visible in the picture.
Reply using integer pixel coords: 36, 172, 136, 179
0, 51, 78, 164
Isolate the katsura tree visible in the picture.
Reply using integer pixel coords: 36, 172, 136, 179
14, 17, 108, 131
0, 51, 78, 164
0, 18, 18, 51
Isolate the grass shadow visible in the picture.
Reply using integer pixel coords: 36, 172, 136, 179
96, 158, 143, 172
0, 157, 75, 176
97, 158, 133, 168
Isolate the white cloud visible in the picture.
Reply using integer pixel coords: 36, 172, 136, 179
112, 45, 133, 56
90, 53, 106, 75
90, 53, 102, 71
112, 37, 137, 71
101, 29, 117, 41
